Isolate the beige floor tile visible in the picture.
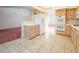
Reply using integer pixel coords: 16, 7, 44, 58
0, 45, 11, 53
22, 49, 32, 53
2, 40, 26, 53
26, 42, 42, 52
51, 42, 64, 52
51, 35, 65, 53
0, 34, 76, 53
64, 37, 76, 53
37, 45, 51, 53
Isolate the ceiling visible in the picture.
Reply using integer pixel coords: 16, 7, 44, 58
40, 6, 77, 9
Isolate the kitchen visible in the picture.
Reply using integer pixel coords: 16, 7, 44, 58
0, 6, 79, 53
1, 1, 79, 59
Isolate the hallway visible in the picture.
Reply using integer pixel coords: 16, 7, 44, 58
0, 33, 75, 53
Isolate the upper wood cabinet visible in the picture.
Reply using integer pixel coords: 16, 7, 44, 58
56, 9, 66, 16
76, 6, 79, 12
76, 6, 79, 18
66, 8, 76, 20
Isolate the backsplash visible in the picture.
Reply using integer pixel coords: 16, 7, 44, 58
67, 20, 79, 25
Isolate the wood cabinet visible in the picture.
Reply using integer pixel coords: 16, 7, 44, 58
65, 25, 71, 36
66, 8, 76, 20
30, 26, 36, 38
71, 26, 79, 52
56, 9, 66, 16
22, 25, 39, 39
71, 27, 77, 49
56, 8, 76, 20
76, 31, 79, 52
76, 6, 79, 12
30, 25, 39, 39
76, 7, 79, 18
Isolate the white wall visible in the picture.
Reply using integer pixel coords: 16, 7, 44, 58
47, 8, 56, 24
0, 7, 32, 30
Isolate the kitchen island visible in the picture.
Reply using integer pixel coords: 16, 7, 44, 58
21, 23, 40, 40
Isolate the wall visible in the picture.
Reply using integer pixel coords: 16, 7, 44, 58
0, 7, 32, 30
67, 20, 79, 25
47, 8, 56, 24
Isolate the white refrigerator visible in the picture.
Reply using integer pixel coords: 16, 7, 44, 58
33, 14, 45, 34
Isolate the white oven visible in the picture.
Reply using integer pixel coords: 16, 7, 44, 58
56, 23, 65, 31
56, 16, 65, 31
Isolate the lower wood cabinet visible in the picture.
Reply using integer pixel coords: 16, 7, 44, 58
65, 25, 71, 36
76, 31, 79, 52
30, 26, 36, 39
71, 27, 77, 49
30, 25, 39, 39
71, 27, 79, 52
22, 25, 39, 39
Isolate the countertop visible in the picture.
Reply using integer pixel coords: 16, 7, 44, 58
22, 23, 39, 26
66, 24, 79, 32
71, 25, 79, 32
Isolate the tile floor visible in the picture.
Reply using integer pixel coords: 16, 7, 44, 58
0, 33, 76, 53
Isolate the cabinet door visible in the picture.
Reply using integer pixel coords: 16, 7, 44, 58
56, 9, 66, 16
76, 7, 79, 18
76, 7, 79, 11
67, 8, 76, 20
76, 7, 79, 13
71, 28, 76, 48
76, 32, 79, 52
71, 28, 74, 46
30, 26, 36, 39
71, 28, 77, 48
73, 30, 77, 49
65, 25, 71, 36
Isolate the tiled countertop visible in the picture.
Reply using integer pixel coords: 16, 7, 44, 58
66, 24, 79, 32
71, 25, 79, 32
